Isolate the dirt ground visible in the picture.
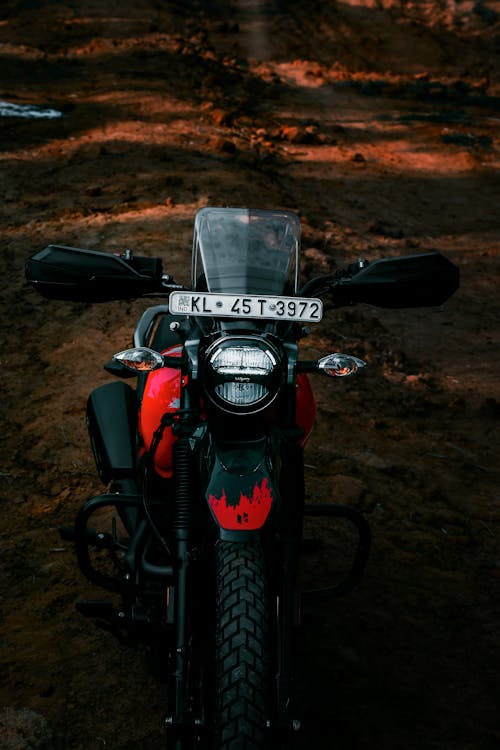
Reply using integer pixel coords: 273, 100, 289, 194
0, 0, 499, 748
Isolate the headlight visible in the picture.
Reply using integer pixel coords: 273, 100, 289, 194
203, 336, 282, 414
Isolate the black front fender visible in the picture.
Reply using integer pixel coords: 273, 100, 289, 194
204, 437, 279, 539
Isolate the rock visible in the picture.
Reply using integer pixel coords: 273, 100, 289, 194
209, 108, 230, 126
351, 152, 366, 163
279, 124, 319, 144
211, 137, 237, 154
369, 219, 405, 238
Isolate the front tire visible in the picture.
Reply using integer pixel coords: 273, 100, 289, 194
214, 541, 270, 750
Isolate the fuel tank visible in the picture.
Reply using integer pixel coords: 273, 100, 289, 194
139, 345, 183, 478
139, 346, 316, 477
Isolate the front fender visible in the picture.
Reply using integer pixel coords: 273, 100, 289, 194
205, 437, 278, 534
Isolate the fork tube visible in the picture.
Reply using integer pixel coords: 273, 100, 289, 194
171, 437, 192, 742
277, 441, 304, 729
278, 538, 297, 718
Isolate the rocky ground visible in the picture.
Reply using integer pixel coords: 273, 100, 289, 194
0, 1, 499, 748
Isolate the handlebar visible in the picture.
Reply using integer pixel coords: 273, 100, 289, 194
26, 245, 458, 310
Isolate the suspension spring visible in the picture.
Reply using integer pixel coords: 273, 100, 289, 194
172, 438, 192, 537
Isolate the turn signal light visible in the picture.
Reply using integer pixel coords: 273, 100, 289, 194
317, 353, 366, 377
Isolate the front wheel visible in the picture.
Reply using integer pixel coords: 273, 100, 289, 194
214, 541, 270, 750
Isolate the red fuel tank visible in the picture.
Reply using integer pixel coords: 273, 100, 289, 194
139, 345, 183, 478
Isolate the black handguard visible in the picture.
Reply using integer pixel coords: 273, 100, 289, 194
301, 252, 459, 310
26, 245, 165, 302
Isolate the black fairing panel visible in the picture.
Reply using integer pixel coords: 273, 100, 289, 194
86, 381, 138, 483
336, 252, 459, 308
25, 245, 162, 301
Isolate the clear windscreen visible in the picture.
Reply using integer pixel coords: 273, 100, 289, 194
192, 207, 300, 295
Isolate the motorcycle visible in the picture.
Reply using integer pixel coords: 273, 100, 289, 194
25, 207, 459, 749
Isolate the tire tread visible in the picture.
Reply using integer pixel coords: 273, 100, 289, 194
214, 542, 269, 749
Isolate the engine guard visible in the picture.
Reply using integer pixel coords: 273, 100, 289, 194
205, 437, 278, 539
69, 493, 174, 593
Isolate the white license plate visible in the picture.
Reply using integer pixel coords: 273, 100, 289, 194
169, 291, 323, 323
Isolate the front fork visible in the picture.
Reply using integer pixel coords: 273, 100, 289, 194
166, 435, 197, 747
274, 442, 305, 740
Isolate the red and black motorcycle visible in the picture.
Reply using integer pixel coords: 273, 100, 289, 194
26, 207, 458, 749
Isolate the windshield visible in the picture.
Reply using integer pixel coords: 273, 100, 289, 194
192, 207, 301, 295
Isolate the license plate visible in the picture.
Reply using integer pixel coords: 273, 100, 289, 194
169, 291, 323, 323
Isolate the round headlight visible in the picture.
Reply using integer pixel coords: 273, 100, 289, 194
203, 336, 282, 414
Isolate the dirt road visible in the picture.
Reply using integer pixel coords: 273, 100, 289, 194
1, 1, 499, 748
